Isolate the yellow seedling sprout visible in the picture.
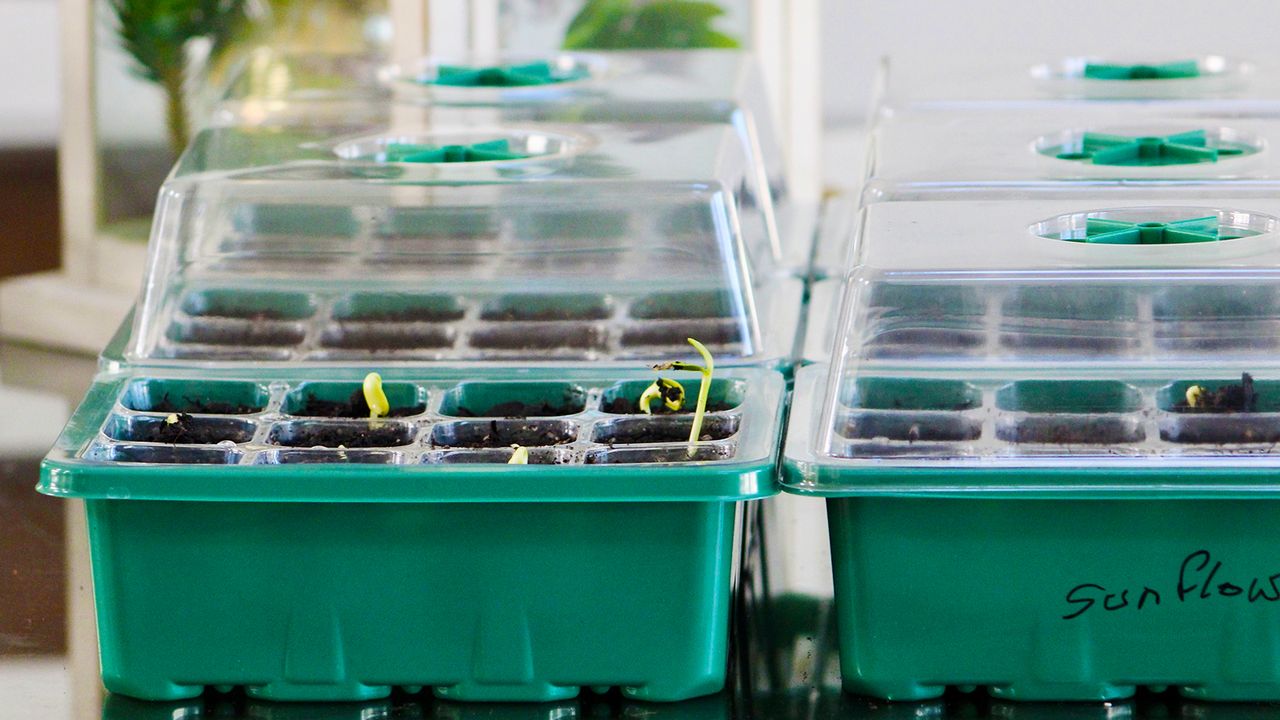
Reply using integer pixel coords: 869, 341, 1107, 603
650, 338, 715, 457
508, 445, 529, 465
1186, 384, 1206, 409
363, 372, 391, 419
639, 377, 685, 415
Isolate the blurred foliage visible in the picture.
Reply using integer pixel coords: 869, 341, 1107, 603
563, 0, 741, 50
108, 0, 250, 154
110, 0, 247, 86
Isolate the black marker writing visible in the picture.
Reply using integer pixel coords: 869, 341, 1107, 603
1063, 550, 1280, 620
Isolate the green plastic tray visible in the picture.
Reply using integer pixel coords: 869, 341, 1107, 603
827, 496, 1280, 702
784, 364, 1280, 701
40, 366, 786, 702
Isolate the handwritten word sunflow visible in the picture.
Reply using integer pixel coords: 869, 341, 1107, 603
1062, 550, 1280, 620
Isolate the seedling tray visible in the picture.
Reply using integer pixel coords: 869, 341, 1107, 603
40, 366, 785, 702
786, 364, 1280, 702
784, 196, 1280, 701
150, 283, 797, 369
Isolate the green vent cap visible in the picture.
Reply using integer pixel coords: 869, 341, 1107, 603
1079, 215, 1221, 245
379, 139, 531, 164
428, 61, 588, 87
1083, 60, 1201, 80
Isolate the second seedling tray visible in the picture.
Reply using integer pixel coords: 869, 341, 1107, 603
784, 192, 1280, 701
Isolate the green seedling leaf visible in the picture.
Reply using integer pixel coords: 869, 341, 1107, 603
563, 0, 741, 49
640, 377, 685, 414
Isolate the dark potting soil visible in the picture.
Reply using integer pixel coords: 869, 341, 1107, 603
1174, 373, 1258, 413
584, 445, 731, 464
321, 325, 454, 350
602, 396, 735, 415
297, 389, 420, 418
844, 413, 981, 442
197, 308, 293, 321
1000, 332, 1136, 354
277, 423, 412, 448
1162, 418, 1280, 445
454, 400, 581, 418
481, 307, 609, 322
111, 445, 234, 464
997, 417, 1143, 445
435, 420, 576, 448
346, 307, 464, 323
619, 321, 741, 348
470, 325, 605, 351
437, 448, 572, 465
148, 393, 259, 415
602, 416, 736, 444
176, 320, 305, 347
133, 414, 241, 444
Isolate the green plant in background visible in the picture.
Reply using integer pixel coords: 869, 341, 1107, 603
564, 0, 741, 50
110, 0, 250, 157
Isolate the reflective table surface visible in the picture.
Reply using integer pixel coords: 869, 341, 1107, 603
5, 340, 1280, 719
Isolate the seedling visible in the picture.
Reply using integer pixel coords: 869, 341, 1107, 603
158, 412, 193, 442
1186, 384, 1205, 409
1178, 373, 1258, 413
508, 445, 529, 465
645, 338, 716, 457
640, 377, 686, 414
362, 372, 390, 420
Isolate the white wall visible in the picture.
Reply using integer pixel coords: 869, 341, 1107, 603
8, 1, 1280, 146
0, 0, 59, 147
823, 0, 1280, 122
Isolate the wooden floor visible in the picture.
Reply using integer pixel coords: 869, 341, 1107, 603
0, 148, 59, 279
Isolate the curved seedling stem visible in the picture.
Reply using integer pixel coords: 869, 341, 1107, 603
640, 377, 686, 414
651, 337, 715, 457
363, 372, 390, 421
